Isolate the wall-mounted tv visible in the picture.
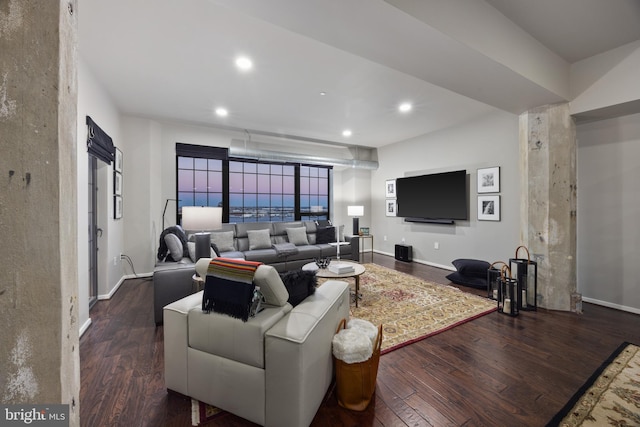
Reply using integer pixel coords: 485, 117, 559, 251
396, 170, 468, 223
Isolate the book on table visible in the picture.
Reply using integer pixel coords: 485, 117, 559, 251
329, 262, 355, 274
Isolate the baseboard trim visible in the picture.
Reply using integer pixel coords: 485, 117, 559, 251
582, 297, 640, 315
79, 318, 92, 338
98, 276, 125, 300
124, 272, 153, 280
373, 250, 454, 271
97, 273, 153, 301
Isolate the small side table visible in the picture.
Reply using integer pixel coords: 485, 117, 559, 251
192, 274, 205, 293
358, 235, 373, 263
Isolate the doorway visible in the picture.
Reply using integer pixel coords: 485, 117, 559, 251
88, 155, 99, 308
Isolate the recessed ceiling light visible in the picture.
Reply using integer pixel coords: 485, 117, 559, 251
215, 107, 228, 117
399, 102, 412, 113
319, 91, 327, 96
342, 129, 352, 137
235, 56, 253, 71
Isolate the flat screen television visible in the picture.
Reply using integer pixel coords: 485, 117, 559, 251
396, 170, 467, 223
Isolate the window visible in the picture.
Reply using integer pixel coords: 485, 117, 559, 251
177, 157, 223, 209
176, 144, 331, 223
229, 161, 296, 222
300, 165, 329, 221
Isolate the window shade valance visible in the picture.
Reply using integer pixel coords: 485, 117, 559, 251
176, 142, 228, 160
86, 116, 115, 164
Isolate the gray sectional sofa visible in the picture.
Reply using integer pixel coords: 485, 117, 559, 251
153, 220, 360, 324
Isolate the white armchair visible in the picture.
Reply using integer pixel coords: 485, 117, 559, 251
163, 263, 350, 427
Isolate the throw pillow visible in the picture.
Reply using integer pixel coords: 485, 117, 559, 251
211, 242, 220, 257
286, 227, 310, 246
164, 233, 184, 262
451, 259, 490, 278
446, 271, 488, 289
187, 241, 196, 262
247, 229, 272, 250
279, 269, 317, 306
210, 230, 235, 253
158, 226, 188, 261
315, 219, 333, 227
316, 226, 336, 244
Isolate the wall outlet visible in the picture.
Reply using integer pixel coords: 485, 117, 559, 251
434, 242, 440, 250
401, 237, 405, 243
383, 235, 387, 241
113, 256, 118, 266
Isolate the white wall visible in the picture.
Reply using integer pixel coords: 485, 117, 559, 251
121, 117, 162, 275
372, 110, 520, 269
577, 112, 640, 313
333, 167, 372, 237
77, 58, 126, 334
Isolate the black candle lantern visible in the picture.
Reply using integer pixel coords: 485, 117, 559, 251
509, 246, 537, 311
487, 261, 507, 301
498, 265, 519, 317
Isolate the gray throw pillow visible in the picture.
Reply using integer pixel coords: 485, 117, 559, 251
247, 229, 272, 250
164, 233, 184, 261
187, 241, 196, 262
286, 227, 309, 246
210, 230, 235, 253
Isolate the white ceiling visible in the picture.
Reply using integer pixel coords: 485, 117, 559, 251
484, 0, 640, 63
78, 0, 640, 148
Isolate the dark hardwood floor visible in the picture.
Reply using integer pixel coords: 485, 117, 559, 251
80, 254, 640, 426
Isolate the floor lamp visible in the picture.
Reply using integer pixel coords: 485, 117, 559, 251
347, 205, 364, 236
181, 206, 222, 260
162, 198, 180, 229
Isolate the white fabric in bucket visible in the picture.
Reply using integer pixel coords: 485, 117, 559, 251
347, 318, 378, 346
332, 329, 373, 364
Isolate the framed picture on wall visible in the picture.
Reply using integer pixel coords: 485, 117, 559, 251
114, 195, 123, 220
386, 199, 397, 217
478, 195, 500, 221
385, 179, 396, 198
477, 166, 500, 193
115, 147, 123, 173
113, 171, 122, 196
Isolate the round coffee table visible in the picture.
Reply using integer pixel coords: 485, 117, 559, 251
302, 260, 366, 307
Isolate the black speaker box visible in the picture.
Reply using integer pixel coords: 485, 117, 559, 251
395, 244, 412, 262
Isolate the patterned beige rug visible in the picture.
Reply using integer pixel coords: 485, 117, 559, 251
547, 342, 640, 427
191, 398, 226, 426
338, 263, 497, 354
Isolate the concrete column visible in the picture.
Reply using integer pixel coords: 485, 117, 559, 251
0, 1, 79, 425
519, 103, 578, 311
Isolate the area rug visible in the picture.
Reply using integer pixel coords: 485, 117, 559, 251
337, 263, 497, 354
546, 342, 640, 427
191, 398, 226, 426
